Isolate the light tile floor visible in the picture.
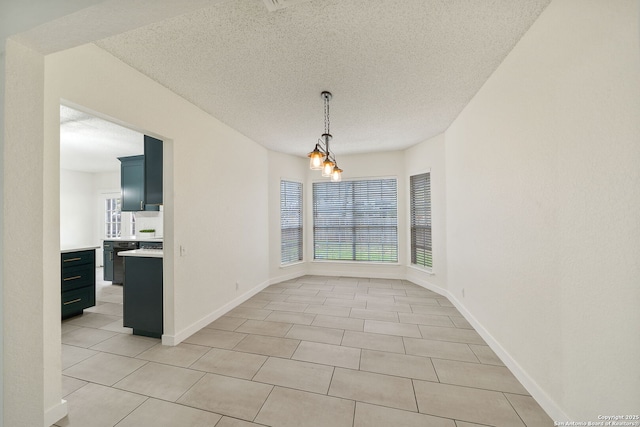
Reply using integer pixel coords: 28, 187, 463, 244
57, 271, 554, 427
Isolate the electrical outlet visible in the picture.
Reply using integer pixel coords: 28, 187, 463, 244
180, 245, 187, 257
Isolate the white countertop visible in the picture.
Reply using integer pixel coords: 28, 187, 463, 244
119, 249, 163, 258
61, 245, 100, 253
104, 236, 163, 242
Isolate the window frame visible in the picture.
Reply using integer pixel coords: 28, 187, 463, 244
280, 179, 304, 266
410, 171, 432, 271
312, 176, 399, 264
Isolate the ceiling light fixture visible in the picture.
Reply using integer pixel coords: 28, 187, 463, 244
308, 91, 343, 182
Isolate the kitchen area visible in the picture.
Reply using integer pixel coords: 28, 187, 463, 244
60, 105, 165, 339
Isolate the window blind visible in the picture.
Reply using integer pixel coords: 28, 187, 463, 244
410, 172, 432, 268
280, 180, 303, 264
313, 178, 398, 262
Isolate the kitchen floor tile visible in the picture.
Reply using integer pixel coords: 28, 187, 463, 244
238, 299, 270, 309
250, 292, 289, 302
204, 316, 246, 331
419, 325, 485, 345
449, 316, 474, 329
253, 356, 334, 393
235, 319, 293, 337
323, 297, 367, 309
61, 376, 88, 397
394, 296, 440, 306
413, 380, 525, 426
432, 359, 528, 394
354, 402, 455, 427
284, 295, 327, 304
365, 301, 413, 313
114, 398, 222, 427
233, 334, 300, 358
398, 312, 456, 328
66, 312, 121, 329
225, 307, 272, 320
292, 340, 361, 369
62, 344, 98, 370
62, 327, 118, 348
114, 362, 205, 401
404, 338, 478, 362
61, 323, 82, 335
84, 302, 123, 316
282, 288, 321, 296
341, 330, 405, 353
263, 301, 309, 312
55, 383, 146, 427
355, 294, 397, 304
437, 298, 455, 307
364, 319, 422, 338
317, 291, 355, 300
367, 288, 408, 296
63, 352, 148, 386
505, 393, 555, 427
183, 328, 247, 349
328, 368, 417, 411
215, 417, 264, 427
264, 311, 316, 325
285, 324, 344, 345
255, 386, 354, 427
410, 305, 461, 316
304, 304, 351, 317
190, 348, 267, 379
99, 319, 133, 334
360, 349, 438, 381
177, 373, 272, 421
90, 334, 159, 357
136, 342, 210, 368
350, 308, 399, 322
469, 344, 505, 366
311, 314, 364, 331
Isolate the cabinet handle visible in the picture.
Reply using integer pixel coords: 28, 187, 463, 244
63, 298, 82, 305
140, 200, 143, 210
64, 257, 81, 263
63, 275, 82, 281
110, 252, 113, 261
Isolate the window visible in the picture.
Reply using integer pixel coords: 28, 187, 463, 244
105, 197, 135, 238
410, 172, 432, 268
280, 180, 303, 264
313, 178, 398, 262
105, 198, 122, 238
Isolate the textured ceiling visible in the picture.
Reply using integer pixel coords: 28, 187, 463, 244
60, 105, 143, 173
57, 0, 549, 159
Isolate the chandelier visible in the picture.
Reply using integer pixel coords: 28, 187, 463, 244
308, 91, 343, 182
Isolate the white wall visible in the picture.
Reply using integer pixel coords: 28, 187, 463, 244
60, 169, 96, 249
443, 0, 640, 420
404, 133, 447, 292
46, 43, 271, 342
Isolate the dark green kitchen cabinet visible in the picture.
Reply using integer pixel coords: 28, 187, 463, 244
61, 249, 96, 319
119, 155, 145, 212
144, 135, 163, 206
103, 241, 114, 281
119, 135, 163, 212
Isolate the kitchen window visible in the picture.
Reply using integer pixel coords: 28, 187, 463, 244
313, 178, 398, 262
410, 172, 432, 268
105, 197, 135, 238
280, 180, 303, 265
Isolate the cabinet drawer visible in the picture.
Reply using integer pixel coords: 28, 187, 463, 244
62, 264, 94, 292
62, 250, 95, 267
62, 287, 95, 318
103, 241, 115, 250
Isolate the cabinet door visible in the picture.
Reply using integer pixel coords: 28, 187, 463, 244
119, 155, 144, 212
144, 135, 163, 206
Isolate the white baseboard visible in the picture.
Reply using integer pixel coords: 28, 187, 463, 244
162, 279, 272, 346
269, 270, 306, 285
45, 399, 67, 427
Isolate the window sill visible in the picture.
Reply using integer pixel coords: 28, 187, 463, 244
280, 261, 305, 269
407, 264, 434, 275
311, 259, 401, 266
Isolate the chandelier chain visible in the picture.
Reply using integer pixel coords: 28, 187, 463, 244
324, 95, 330, 135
